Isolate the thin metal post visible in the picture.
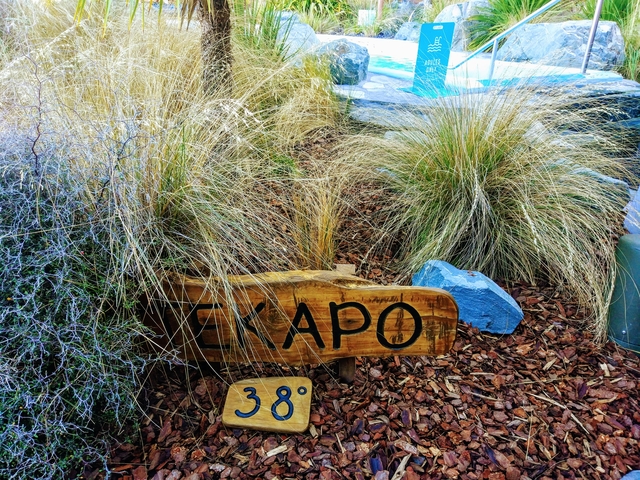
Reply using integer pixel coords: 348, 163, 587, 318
581, 0, 605, 74
488, 38, 499, 84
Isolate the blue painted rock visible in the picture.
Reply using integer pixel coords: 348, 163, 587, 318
413, 260, 523, 334
621, 472, 640, 480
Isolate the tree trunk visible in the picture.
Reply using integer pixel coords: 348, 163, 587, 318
377, 0, 384, 23
199, 0, 233, 95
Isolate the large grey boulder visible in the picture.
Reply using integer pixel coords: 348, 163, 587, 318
433, 0, 489, 51
318, 40, 370, 85
394, 22, 422, 42
496, 21, 625, 70
412, 260, 523, 334
278, 19, 320, 58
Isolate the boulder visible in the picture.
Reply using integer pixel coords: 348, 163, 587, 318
394, 22, 422, 42
625, 188, 640, 234
412, 260, 523, 334
433, 0, 489, 51
621, 472, 640, 480
496, 21, 625, 70
278, 21, 320, 58
318, 40, 370, 85
279, 11, 301, 25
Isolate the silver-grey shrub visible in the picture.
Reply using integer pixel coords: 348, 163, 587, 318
0, 127, 150, 479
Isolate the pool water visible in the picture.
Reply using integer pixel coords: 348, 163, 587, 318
317, 34, 622, 93
369, 56, 415, 78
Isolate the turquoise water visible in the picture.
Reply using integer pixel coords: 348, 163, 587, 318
368, 56, 415, 80
369, 55, 586, 90
369, 56, 415, 74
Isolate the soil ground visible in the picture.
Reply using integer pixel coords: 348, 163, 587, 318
102, 287, 640, 480
100, 134, 640, 480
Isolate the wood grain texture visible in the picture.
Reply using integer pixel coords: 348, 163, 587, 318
144, 270, 458, 365
222, 377, 312, 433
338, 357, 357, 383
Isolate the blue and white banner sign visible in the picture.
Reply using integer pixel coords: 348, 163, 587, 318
412, 22, 455, 96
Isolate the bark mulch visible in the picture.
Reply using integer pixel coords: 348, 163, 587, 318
103, 282, 640, 480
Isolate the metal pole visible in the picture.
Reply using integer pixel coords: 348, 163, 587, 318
488, 38, 499, 84
581, 0, 605, 74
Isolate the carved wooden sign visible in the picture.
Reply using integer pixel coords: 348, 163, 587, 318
145, 270, 458, 365
222, 377, 312, 433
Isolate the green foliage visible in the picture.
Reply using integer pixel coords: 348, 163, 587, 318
581, 0, 637, 22
623, 41, 640, 81
341, 2, 403, 36
469, 0, 555, 49
580, 0, 640, 82
238, 1, 292, 59
421, 0, 459, 23
275, 0, 354, 18
298, 8, 342, 33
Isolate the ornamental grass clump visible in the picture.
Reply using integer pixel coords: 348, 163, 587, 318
348, 90, 630, 342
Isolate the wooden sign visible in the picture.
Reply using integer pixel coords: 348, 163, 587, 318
144, 270, 458, 365
222, 377, 312, 433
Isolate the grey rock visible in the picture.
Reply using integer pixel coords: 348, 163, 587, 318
434, 0, 489, 51
347, 104, 424, 128
394, 22, 422, 42
625, 188, 640, 234
550, 159, 630, 201
279, 11, 301, 24
572, 166, 630, 192
394, 1, 420, 19
278, 21, 320, 59
318, 40, 370, 85
412, 260, 523, 334
497, 21, 625, 70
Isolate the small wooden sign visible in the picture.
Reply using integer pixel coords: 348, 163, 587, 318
222, 377, 312, 433
144, 270, 458, 365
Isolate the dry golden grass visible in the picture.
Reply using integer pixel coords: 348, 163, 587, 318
0, 0, 371, 386
338, 89, 631, 342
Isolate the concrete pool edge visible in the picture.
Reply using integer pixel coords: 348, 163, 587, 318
335, 73, 640, 128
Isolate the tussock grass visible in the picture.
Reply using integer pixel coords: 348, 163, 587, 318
287, 151, 371, 270
341, 90, 630, 342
